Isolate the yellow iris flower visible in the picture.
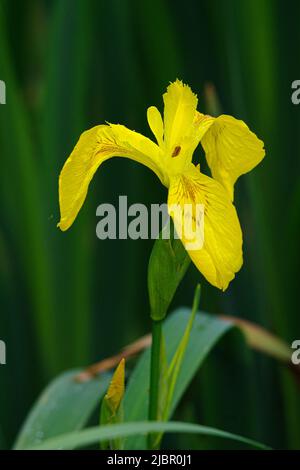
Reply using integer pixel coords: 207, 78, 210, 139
58, 80, 265, 290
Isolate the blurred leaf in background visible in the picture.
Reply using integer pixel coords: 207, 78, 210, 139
0, 0, 300, 450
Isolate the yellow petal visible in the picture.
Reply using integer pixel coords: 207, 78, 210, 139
58, 124, 164, 231
168, 164, 243, 290
105, 358, 125, 414
163, 80, 198, 155
147, 106, 164, 147
194, 111, 215, 141
201, 114, 265, 200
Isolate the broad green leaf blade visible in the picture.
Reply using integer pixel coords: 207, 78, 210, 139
27, 421, 270, 450
124, 308, 233, 449
14, 370, 111, 450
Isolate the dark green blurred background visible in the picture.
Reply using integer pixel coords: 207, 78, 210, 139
0, 0, 299, 450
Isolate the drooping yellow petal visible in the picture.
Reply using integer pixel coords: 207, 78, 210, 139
163, 80, 198, 155
200, 114, 265, 200
58, 124, 164, 231
168, 164, 243, 290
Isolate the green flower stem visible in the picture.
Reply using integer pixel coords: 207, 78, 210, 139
148, 318, 163, 448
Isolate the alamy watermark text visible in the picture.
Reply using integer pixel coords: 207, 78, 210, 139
0, 80, 6, 104
0, 340, 6, 365
95, 196, 205, 250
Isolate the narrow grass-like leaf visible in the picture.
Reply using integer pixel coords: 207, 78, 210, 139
27, 420, 270, 450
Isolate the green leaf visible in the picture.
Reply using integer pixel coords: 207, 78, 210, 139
164, 285, 201, 421
148, 222, 191, 321
26, 421, 270, 450
152, 285, 201, 449
123, 308, 233, 449
14, 370, 111, 450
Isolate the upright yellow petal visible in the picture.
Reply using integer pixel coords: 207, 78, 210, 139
200, 114, 265, 200
163, 80, 198, 155
58, 124, 164, 231
147, 106, 164, 147
168, 164, 243, 290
